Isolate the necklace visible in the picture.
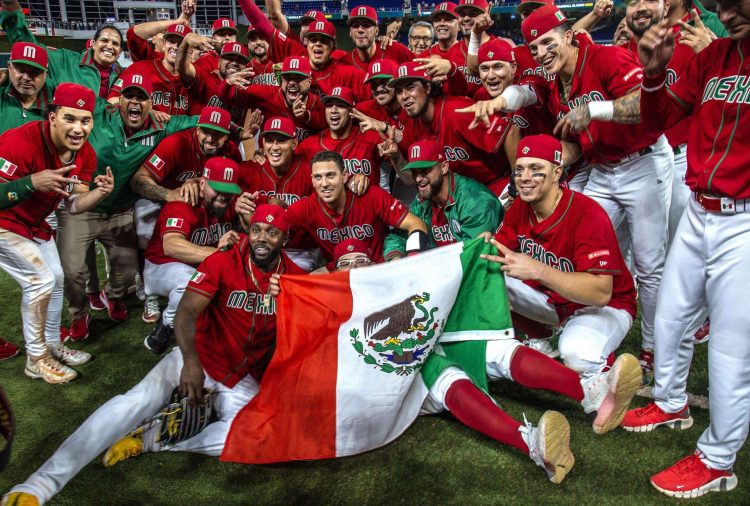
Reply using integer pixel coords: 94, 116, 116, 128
533, 187, 563, 223
248, 255, 284, 310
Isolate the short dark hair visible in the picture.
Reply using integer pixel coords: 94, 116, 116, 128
44, 104, 61, 119
94, 24, 123, 45
311, 150, 345, 173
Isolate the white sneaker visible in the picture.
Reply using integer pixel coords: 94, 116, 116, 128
519, 411, 574, 484
49, 342, 92, 367
581, 353, 642, 434
135, 273, 146, 301
25, 354, 77, 384
523, 338, 560, 359
142, 296, 161, 324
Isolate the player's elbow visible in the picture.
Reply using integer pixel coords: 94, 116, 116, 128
589, 277, 613, 307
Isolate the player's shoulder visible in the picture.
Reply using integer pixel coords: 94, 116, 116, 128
161, 200, 198, 217
281, 251, 308, 275
567, 189, 611, 224
584, 42, 637, 65
696, 36, 736, 62
161, 127, 192, 145
0, 121, 42, 153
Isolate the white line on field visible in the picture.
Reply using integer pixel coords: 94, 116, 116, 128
636, 386, 709, 410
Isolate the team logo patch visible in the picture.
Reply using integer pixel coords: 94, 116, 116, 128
487, 51, 494, 58
347, 244, 355, 252
266, 214, 274, 223
149, 154, 165, 170
190, 271, 205, 283
0, 159, 18, 177
349, 292, 443, 376
521, 146, 530, 155
7, 191, 17, 201
77, 99, 85, 107
166, 217, 184, 228
554, 150, 562, 163
531, 29, 537, 37
555, 11, 565, 21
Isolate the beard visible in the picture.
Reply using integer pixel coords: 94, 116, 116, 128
250, 242, 282, 270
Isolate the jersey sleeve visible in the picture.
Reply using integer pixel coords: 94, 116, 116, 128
454, 104, 512, 156
0, 9, 38, 45
142, 133, 180, 182
0, 131, 31, 182
185, 251, 224, 299
389, 42, 416, 64
217, 80, 267, 109
126, 26, 157, 62
294, 135, 318, 163
571, 202, 622, 275
159, 201, 198, 238
285, 197, 310, 232
370, 186, 408, 228
269, 29, 306, 62
599, 45, 644, 98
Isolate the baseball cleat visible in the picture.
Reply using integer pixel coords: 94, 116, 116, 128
102, 428, 144, 467
621, 402, 693, 432
0, 338, 20, 361
520, 411, 574, 484
144, 320, 173, 355
142, 296, 161, 324
589, 353, 642, 434
522, 338, 560, 359
24, 355, 77, 384
99, 289, 128, 322
49, 342, 92, 367
69, 313, 91, 342
0, 492, 40, 506
650, 452, 737, 498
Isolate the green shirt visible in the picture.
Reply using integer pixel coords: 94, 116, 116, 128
693, 0, 728, 38
1, 9, 123, 94
0, 80, 53, 134
0, 175, 34, 210
89, 102, 197, 214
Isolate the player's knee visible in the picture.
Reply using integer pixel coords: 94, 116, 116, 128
26, 270, 56, 302
558, 336, 600, 374
486, 339, 521, 381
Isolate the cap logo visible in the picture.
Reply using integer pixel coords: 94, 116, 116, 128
271, 118, 282, 129
223, 167, 234, 180
131, 74, 143, 85
289, 58, 300, 69
554, 150, 562, 162
314, 21, 324, 30
210, 111, 223, 123
175, 25, 185, 33
398, 65, 408, 77
487, 50, 494, 58
411, 145, 421, 159
232, 43, 242, 52
347, 244, 354, 251
357, 7, 367, 15
77, 99, 85, 107
531, 29, 537, 37
372, 62, 381, 73
438, 2, 447, 9
222, 20, 231, 27
522, 146, 530, 154
333, 87, 342, 96
555, 11, 565, 21
203, 167, 210, 177
266, 214, 275, 223
22, 45, 36, 59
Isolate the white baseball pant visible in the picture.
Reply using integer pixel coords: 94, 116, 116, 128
668, 146, 689, 247
567, 164, 591, 193
9, 348, 259, 504
134, 198, 162, 250
652, 197, 750, 470
143, 260, 194, 327
0, 230, 63, 356
504, 275, 632, 375
584, 135, 674, 352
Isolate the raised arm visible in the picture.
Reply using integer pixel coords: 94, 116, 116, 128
265, 0, 290, 35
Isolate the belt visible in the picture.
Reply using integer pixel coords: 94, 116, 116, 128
694, 192, 749, 214
603, 146, 653, 167
673, 143, 687, 155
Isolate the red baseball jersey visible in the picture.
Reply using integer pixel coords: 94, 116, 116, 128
515, 33, 593, 83
249, 57, 279, 86
495, 187, 637, 321
0, 121, 97, 241
286, 186, 408, 262
125, 27, 163, 62
193, 51, 220, 74
531, 43, 661, 164
142, 129, 241, 190
340, 41, 414, 71
641, 37, 750, 199
417, 42, 472, 96
188, 67, 247, 124
238, 157, 314, 207
144, 200, 238, 265
186, 236, 306, 386
401, 95, 514, 194
267, 29, 306, 62
310, 64, 370, 103
109, 59, 190, 115
355, 99, 407, 130
218, 81, 326, 141
474, 85, 555, 136
295, 125, 384, 186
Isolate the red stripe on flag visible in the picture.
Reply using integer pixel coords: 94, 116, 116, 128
221, 271, 353, 463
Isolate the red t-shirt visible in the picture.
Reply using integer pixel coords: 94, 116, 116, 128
188, 67, 247, 124
494, 188, 636, 321
142, 129, 241, 190
286, 186, 408, 262
144, 200, 238, 265
186, 236, 306, 386
295, 125, 384, 186
340, 41, 414, 71
109, 59, 190, 115
0, 121, 97, 241
238, 157, 313, 207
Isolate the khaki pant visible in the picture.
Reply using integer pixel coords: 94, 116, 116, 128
56, 210, 138, 318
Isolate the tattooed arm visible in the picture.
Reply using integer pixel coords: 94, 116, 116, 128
131, 166, 201, 205
611, 90, 641, 123
554, 90, 641, 138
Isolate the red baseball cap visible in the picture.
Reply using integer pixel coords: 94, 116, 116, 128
334, 238, 372, 262
51, 82, 95, 113
304, 20, 337, 42
9, 42, 48, 72
387, 61, 431, 88
322, 86, 355, 107
364, 59, 398, 83
516, 134, 562, 165
347, 5, 378, 26
516, 0, 555, 15
430, 2, 459, 21
212, 18, 238, 35
522, 5, 567, 44
119, 72, 154, 97
197, 106, 232, 135
404, 140, 445, 170
221, 42, 250, 62
250, 203, 289, 234
165, 23, 192, 40
455, 0, 489, 16
301, 10, 327, 25
478, 38, 515, 65
261, 116, 296, 139
203, 157, 242, 194
85, 39, 94, 49
281, 56, 312, 78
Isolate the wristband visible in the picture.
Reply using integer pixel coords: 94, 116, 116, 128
405, 230, 429, 256
500, 85, 537, 111
588, 101, 614, 121
468, 31, 481, 56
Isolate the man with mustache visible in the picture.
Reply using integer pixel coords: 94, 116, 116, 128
408, 21, 435, 54
0, 42, 53, 133
341, 5, 414, 71
142, 157, 243, 355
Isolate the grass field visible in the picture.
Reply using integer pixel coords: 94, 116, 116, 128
0, 264, 747, 505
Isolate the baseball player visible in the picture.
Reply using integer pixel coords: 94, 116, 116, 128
1, 204, 305, 505
108, 24, 192, 115
353, 59, 406, 131
341, 5, 414, 71
0, 83, 114, 384
244, 24, 277, 86
193, 18, 241, 73
619, 3, 750, 497
219, 56, 327, 142
261, 1, 328, 48
143, 157, 243, 355
124, 1, 194, 62
0, 42, 53, 133
456, 0, 496, 93
282, 150, 428, 266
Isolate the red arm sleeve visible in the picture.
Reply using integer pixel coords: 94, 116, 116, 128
371, 186, 408, 228
601, 46, 644, 97
237, 0, 276, 41
640, 51, 698, 133
126, 26, 157, 62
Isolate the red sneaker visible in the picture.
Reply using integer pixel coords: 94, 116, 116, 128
694, 319, 710, 344
60, 326, 71, 343
0, 338, 19, 360
69, 313, 91, 342
621, 402, 693, 432
651, 452, 737, 498
87, 291, 106, 311
99, 289, 128, 322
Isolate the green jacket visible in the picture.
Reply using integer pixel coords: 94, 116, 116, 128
0, 80, 54, 134
384, 172, 503, 259
88, 101, 197, 214
693, 0, 728, 38
1, 9, 123, 94
0, 175, 34, 209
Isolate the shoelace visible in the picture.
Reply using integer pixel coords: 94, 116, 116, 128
39, 356, 68, 374
634, 402, 662, 417
672, 453, 704, 477
145, 298, 160, 313
54, 345, 85, 360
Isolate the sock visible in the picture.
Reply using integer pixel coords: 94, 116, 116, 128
510, 345, 584, 402
511, 311, 554, 340
444, 379, 528, 454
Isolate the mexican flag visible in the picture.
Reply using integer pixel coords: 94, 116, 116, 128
221, 238, 513, 464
